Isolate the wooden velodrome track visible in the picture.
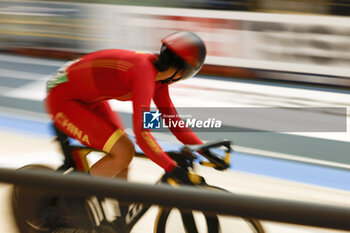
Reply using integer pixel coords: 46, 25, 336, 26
0, 130, 349, 233
0, 52, 349, 232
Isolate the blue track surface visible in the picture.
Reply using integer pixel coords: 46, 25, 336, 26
1, 114, 350, 192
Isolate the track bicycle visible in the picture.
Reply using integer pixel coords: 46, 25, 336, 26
11, 127, 265, 233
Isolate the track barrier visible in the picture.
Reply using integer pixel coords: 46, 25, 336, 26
0, 167, 350, 231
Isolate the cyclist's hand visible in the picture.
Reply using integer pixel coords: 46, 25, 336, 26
168, 166, 193, 185
199, 150, 230, 171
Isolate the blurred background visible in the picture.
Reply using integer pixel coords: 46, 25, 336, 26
2, 0, 350, 85
0, 0, 350, 232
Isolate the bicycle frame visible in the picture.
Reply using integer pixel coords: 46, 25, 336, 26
12, 126, 264, 233
53, 126, 234, 232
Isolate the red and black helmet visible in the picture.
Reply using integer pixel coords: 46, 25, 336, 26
161, 31, 206, 80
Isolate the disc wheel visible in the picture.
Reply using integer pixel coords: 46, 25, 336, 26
11, 165, 93, 232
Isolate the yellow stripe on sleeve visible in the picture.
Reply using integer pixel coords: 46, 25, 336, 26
103, 129, 125, 153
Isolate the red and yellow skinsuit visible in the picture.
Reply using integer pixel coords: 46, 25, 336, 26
46, 49, 202, 172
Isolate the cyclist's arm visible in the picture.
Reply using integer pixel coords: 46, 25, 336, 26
153, 84, 203, 145
131, 66, 177, 172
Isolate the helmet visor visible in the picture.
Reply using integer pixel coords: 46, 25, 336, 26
181, 62, 201, 80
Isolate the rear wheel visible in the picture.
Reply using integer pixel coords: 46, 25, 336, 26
11, 165, 93, 233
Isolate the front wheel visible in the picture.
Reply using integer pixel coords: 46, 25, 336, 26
154, 206, 264, 233
207, 185, 265, 233
154, 183, 264, 233
154, 207, 220, 233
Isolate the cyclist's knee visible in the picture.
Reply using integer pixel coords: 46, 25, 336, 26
121, 135, 135, 164
109, 135, 135, 167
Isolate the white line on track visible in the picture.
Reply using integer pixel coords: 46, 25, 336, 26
0, 68, 50, 81
235, 145, 350, 171
0, 53, 66, 67
2, 79, 48, 100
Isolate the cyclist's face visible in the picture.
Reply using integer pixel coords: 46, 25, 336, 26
168, 68, 184, 84
156, 67, 183, 84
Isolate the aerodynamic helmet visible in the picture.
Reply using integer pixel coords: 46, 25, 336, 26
160, 31, 206, 80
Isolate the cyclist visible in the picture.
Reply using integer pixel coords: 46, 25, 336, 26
45, 31, 206, 183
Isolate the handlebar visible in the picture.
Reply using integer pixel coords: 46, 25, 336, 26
173, 139, 232, 171
185, 139, 232, 153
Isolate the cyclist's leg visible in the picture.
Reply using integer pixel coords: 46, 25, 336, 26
87, 101, 132, 178
90, 135, 134, 178
83, 101, 133, 223
47, 93, 135, 178
88, 101, 133, 178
